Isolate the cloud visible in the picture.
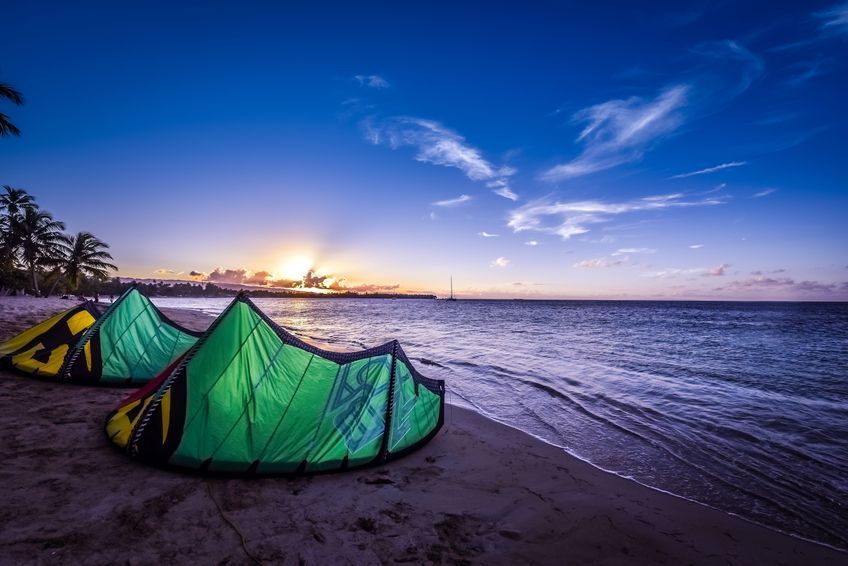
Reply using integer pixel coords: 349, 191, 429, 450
751, 269, 787, 275
525, 240, 539, 246
670, 161, 747, 179
189, 270, 207, 280
154, 268, 179, 275
338, 97, 376, 119
647, 267, 702, 278
508, 192, 727, 240
786, 60, 829, 86
583, 234, 617, 244
244, 270, 273, 285
206, 267, 307, 289
203, 265, 403, 294
543, 40, 764, 181
723, 276, 793, 289
432, 194, 472, 207
543, 84, 689, 181
573, 256, 628, 269
716, 276, 848, 298
613, 247, 656, 255
428, 211, 437, 221
691, 40, 764, 95
646, 263, 729, 278
752, 188, 777, 198
486, 179, 519, 201
365, 116, 518, 200
491, 257, 510, 268
354, 74, 390, 88
689, 244, 704, 249
754, 113, 799, 126
817, 2, 848, 35
477, 231, 499, 237
207, 268, 250, 284
769, 4, 848, 52
706, 263, 729, 277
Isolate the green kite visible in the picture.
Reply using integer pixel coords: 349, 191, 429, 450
106, 293, 445, 474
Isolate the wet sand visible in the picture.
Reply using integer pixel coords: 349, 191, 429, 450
0, 297, 844, 565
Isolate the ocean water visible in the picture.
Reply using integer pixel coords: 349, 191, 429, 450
151, 297, 848, 548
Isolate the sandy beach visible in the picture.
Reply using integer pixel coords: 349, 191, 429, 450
0, 297, 844, 565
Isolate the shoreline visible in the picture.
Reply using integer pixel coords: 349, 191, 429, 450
0, 297, 845, 564
456, 398, 848, 555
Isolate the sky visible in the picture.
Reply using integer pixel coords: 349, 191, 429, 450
2, 1, 847, 299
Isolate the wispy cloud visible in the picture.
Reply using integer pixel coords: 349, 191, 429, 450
612, 247, 656, 256
817, 2, 848, 34
432, 194, 472, 207
754, 113, 799, 126
716, 276, 848, 298
786, 60, 829, 86
646, 263, 729, 278
722, 276, 789, 288
670, 161, 747, 179
543, 84, 689, 181
769, 3, 848, 52
491, 257, 510, 268
338, 97, 376, 119
508, 193, 727, 240
752, 188, 777, 198
547, 39, 769, 184
154, 268, 182, 275
689, 243, 704, 249
477, 231, 499, 237
542, 40, 763, 182
691, 40, 764, 95
354, 74, 390, 88
486, 179, 519, 201
525, 240, 539, 246
573, 256, 628, 269
364, 116, 518, 200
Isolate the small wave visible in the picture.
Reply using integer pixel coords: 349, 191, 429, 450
417, 357, 447, 368
518, 378, 567, 400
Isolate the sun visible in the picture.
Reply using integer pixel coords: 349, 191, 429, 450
276, 255, 313, 281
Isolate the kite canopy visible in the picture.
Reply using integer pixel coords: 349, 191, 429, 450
0, 302, 98, 377
0, 286, 200, 385
65, 286, 201, 384
106, 293, 445, 475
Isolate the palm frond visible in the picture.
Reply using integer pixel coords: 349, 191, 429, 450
0, 113, 21, 137
0, 84, 24, 105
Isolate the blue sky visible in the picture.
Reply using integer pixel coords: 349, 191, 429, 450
3, 1, 846, 299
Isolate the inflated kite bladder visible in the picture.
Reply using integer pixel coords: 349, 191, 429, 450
105, 292, 445, 475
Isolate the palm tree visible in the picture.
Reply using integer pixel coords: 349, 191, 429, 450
0, 186, 36, 217
0, 187, 35, 279
12, 208, 66, 295
0, 83, 24, 137
52, 232, 117, 293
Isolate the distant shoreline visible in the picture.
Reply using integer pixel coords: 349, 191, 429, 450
85, 279, 438, 300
